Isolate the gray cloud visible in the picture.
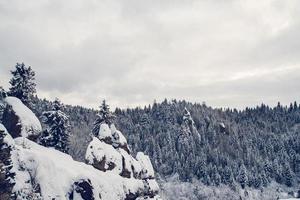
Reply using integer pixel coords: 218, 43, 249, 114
0, 0, 300, 109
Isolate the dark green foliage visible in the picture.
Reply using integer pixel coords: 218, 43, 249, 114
39, 98, 70, 153
8, 63, 36, 106
0, 129, 16, 200
92, 100, 115, 137
284, 163, 293, 187
0, 87, 7, 123
237, 164, 248, 189
30, 97, 300, 188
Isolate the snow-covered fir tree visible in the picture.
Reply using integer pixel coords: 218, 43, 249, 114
8, 63, 36, 106
0, 87, 7, 123
39, 98, 70, 153
283, 163, 293, 187
0, 127, 16, 200
92, 100, 115, 137
0, 87, 7, 100
238, 164, 248, 189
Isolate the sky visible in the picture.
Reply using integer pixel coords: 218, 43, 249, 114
1, 0, 300, 110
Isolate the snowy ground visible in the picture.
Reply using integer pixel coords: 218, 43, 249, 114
6, 134, 160, 200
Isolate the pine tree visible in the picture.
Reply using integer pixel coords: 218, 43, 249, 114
214, 172, 221, 186
0, 129, 16, 200
260, 171, 268, 187
8, 63, 36, 106
39, 98, 70, 153
237, 164, 248, 189
223, 166, 234, 185
92, 100, 114, 137
0, 87, 7, 123
283, 163, 293, 187
0, 87, 7, 100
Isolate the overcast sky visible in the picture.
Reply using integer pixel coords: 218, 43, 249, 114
1, 0, 300, 110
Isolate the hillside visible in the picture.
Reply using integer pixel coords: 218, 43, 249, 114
29, 97, 300, 191
0, 96, 161, 200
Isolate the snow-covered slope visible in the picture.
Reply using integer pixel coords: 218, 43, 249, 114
0, 97, 161, 199
4, 135, 160, 200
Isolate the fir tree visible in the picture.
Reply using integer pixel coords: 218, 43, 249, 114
223, 166, 234, 185
238, 164, 248, 189
214, 172, 221, 186
0, 87, 7, 100
39, 98, 70, 153
8, 63, 36, 106
0, 129, 16, 200
283, 164, 293, 187
0, 87, 7, 123
92, 100, 114, 137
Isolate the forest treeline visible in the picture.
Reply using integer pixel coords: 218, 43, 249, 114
1, 63, 300, 190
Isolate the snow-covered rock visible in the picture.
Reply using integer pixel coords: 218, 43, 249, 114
2, 97, 41, 140
99, 123, 130, 153
85, 137, 122, 174
119, 148, 142, 178
6, 136, 161, 200
136, 152, 155, 179
0, 123, 15, 147
98, 123, 112, 142
85, 123, 161, 199
85, 137, 149, 180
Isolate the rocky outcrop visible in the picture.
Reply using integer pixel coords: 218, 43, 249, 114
4, 136, 160, 200
69, 179, 94, 200
0, 97, 161, 200
85, 123, 160, 199
2, 97, 41, 141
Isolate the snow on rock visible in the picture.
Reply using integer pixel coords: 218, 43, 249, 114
98, 123, 112, 141
85, 123, 161, 199
102, 123, 130, 153
0, 123, 15, 147
85, 137, 122, 174
8, 136, 161, 200
119, 148, 142, 178
136, 152, 155, 179
85, 137, 143, 179
2, 97, 41, 140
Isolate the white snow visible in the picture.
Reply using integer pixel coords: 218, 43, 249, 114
4, 97, 42, 137
85, 137, 122, 174
119, 148, 142, 177
10, 137, 160, 200
117, 130, 127, 146
98, 123, 112, 140
136, 152, 155, 179
111, 124, 128, 146
148, 179, 160, 192
0, 123, 14, 147
86, 127, 156, 180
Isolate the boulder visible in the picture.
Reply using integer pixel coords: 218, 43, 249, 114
2, 97, 41, 140
85, 124, 160, 199
69, 179, 94, 200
